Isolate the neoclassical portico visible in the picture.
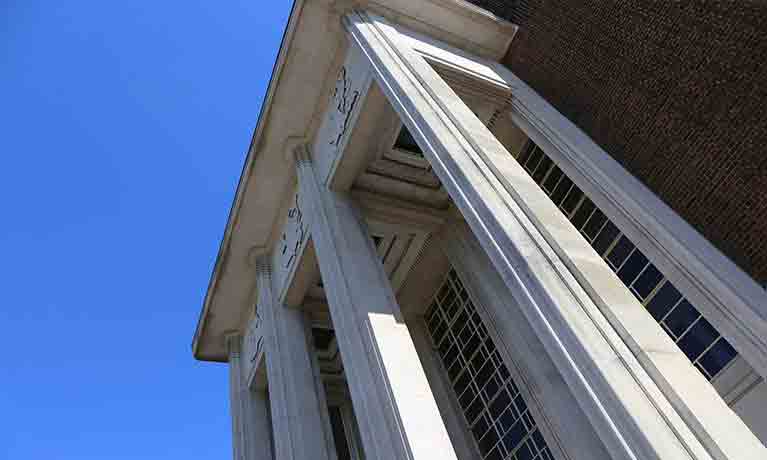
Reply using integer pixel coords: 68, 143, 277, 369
194, 2, 767, 460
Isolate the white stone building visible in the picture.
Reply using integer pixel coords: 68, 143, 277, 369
192, 2, 767, 459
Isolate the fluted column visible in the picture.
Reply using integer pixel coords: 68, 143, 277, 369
255, 255, 335, 460
226, 333, 273, 460
293, 144, 458, 460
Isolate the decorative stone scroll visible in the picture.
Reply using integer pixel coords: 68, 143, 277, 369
242, 310, 265, 386
329, 66, 360, 149
272, 189, 309, 304
313, 45, 373, 185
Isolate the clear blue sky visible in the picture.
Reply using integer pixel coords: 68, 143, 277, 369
1, 2, 292, 458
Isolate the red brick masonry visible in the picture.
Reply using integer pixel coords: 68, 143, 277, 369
468, 0, 767, 285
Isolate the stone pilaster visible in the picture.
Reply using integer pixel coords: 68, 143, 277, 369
255, 253, 334, 460
293, 143, 459, 460
227, 333, 273, 460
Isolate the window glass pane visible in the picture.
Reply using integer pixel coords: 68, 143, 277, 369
425, 270, 551, 460
632, 264, 664, 300
550, 176, 573, 206
618, 250, 649, 285
583, 209, 607, 240
663, 300, 699, 338
592, 221, 620, 255
700, 339, 737, 378
560, 185, 583, 214
393, 125, 423, 154
511, 141, 738, 383
542, 166, 563, 193
678, 318, 719, 361
524, 147, 544, 173
646, 282, 682, 321
329, 407, 352, 460
532, 157, 553, 183
518, 142, 536, 166
606, 236, 635, 269
571, 198, 595, 230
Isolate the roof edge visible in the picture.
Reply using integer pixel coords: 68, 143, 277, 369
192, 0, 304, 361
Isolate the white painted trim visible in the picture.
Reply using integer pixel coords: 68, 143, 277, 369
502, 71, 767, 379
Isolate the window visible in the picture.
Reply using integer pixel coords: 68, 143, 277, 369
426, 270, 554, 460
517, 141, 737, 380
393, 125, 423, 155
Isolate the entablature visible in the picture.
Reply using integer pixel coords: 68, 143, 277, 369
193, 0, 517, 362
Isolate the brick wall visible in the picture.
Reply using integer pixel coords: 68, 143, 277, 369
467, 0, 767, 285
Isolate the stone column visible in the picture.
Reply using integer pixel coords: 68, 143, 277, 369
255, 256, 334, 460
226, 334, 273, 460
293, 145, 459, 460
342, 9, 766, 460
440, 224, 611, 459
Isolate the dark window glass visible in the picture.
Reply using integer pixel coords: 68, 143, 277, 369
550, 176, 573, 206
592, 221, 620, 255
678, 318, 719, 361
560, 185, 583, 214
503, 422, 526, 452
486, 447, 504, 460
606, 236, 635, 269
700, 339, 737, 378
524, 148, 544, 173
518, 142, 536, 165
571, 198, 595, 229
478, 427, 499, 455
512, 141, 739, 385
490, 391, 511, 419
517, 442, 534, 460
425, 270, 551, 460
542, 166, 563, 192
393, 125, 422, 154
473, 415, 490, 441
664, 300, 699, 338
532, 157, 553, 183
583, 209, 608, 240
329, 407, 352, 460
618, 251, 649, 285
646, 282, 682, 321
632, 264, 664, 299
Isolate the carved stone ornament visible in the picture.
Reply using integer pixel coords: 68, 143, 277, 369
328, 66, 360, 149
278, 192, 306, 271
244, 311, 264, 370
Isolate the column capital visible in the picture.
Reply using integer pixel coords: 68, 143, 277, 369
255, 255, 272, 278
283, 136, 312, 165
248, 245, 273, 275
225, 332, 243, 357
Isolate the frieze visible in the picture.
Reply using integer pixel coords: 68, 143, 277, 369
312, 46, 373, 185
329, 66, 360, 150
272, 189, 310, 304
279, 192, 306, 271
242, 310, 265, 383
